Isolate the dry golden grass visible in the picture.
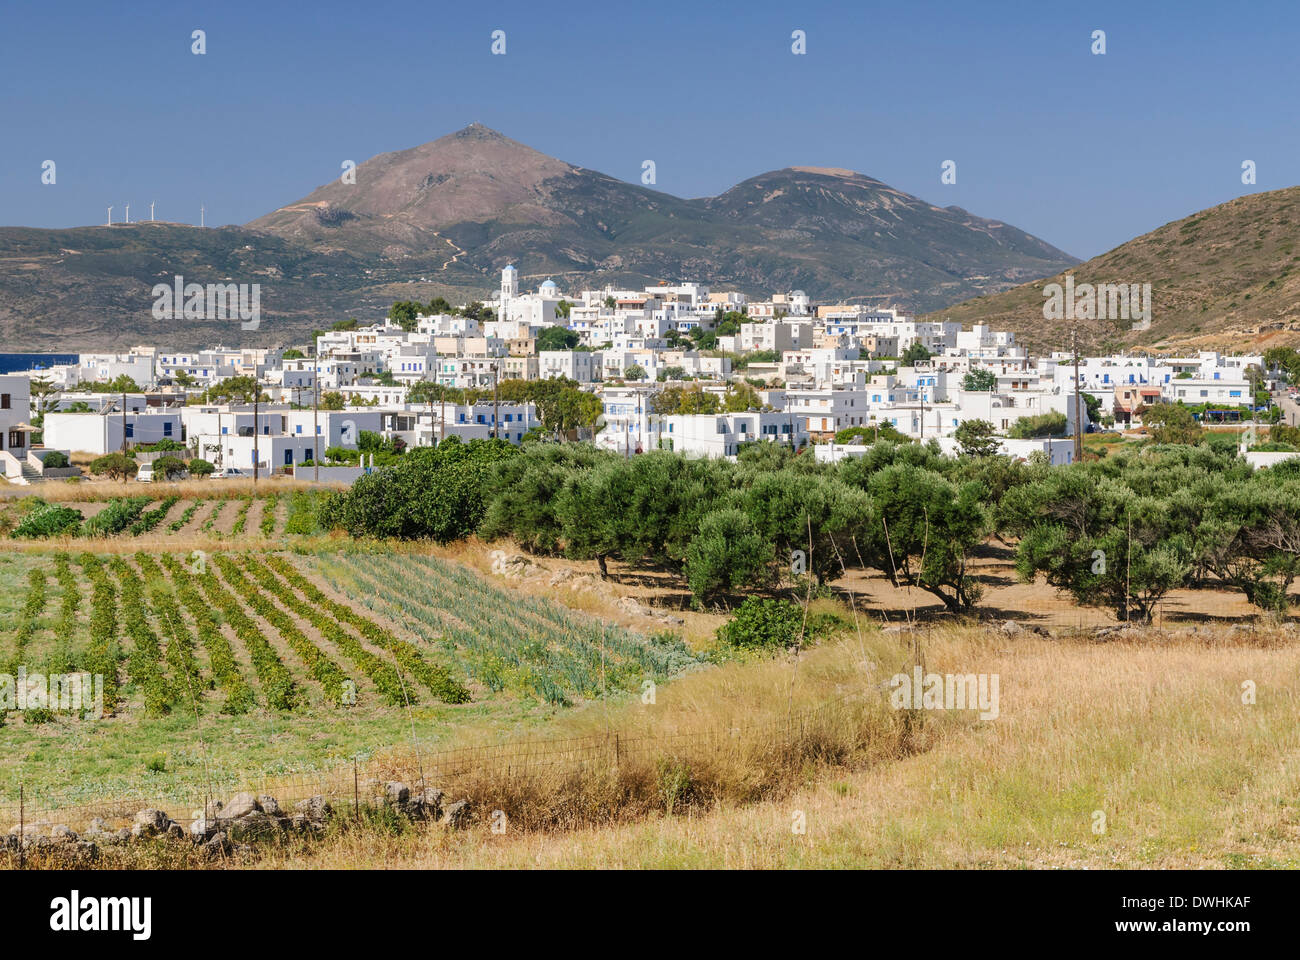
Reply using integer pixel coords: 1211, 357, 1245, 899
234, 626, 1300, 869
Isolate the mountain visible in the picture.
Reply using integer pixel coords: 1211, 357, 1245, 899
1, 124, 1078, 350
923, 186, 1300, 353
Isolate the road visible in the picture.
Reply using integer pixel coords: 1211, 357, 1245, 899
1273, 389, 1300, 428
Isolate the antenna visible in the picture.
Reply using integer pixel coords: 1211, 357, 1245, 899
150, 200, 156, 222
107, 206, 113, 226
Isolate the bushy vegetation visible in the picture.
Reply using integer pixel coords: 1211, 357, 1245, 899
319, 436, 516, 542
318, 430, 1300, 622
11, 501, 83, 539
82, 497, 150, 537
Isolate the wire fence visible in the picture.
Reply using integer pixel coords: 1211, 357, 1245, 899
2, 689, 876, 835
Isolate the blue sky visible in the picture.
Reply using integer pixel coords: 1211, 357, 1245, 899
2, 0, 1296, 259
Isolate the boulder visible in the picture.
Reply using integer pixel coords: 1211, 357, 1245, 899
83, 817, 109, 837
50, 824, 77, 841
132, 808, 170, 838
412, 788, 443, 819
293, 795, 332, 822
200, 831, 230, 860
385, 781, 410, 806
257, 796, 281, 817
224, 811, 282, 843
439, 800, 472, 830
216, 792, 260, 821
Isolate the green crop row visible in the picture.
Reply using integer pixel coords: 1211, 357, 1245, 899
230, 497, 254, 537
129, 495, 180, 536
109, 557, 171, 716
158, 554, 253, 714
134, 553, 205, 710
260, 495, 280, 536
75, 554, 121, 711
238, 555, 410, 706
169, 499, 205, 532
264, 555, 469, 704
11, 502, 83, 539
211, 554, 351, 706
9, 568, 47, 673
83, 497, 151, 537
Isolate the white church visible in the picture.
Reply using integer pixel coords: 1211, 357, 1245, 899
487, 264, 568, 338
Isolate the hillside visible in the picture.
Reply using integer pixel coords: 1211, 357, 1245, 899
924, 186, 1300, 353
1, 125, 1077, 350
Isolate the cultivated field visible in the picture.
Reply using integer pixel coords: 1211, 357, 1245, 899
4, 484, 1300, 869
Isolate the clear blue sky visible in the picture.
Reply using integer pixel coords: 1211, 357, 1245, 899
3, 0, 1297, 259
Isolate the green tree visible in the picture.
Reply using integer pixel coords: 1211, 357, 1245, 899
901, 342, 932, 366
152, 455, 188, 480
862, 465, 989, 613
188, 458, 215, 478
1002, 465, 1193, 621
954, 419, 1000, 458
389, 301, 421, 331
962, 368, 997, 391
685, 509, 770, 604
1143, 403, 1203, 445
537, 327, 580, 352
89, 452, 137, 481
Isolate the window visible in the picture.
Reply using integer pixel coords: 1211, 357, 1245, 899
0, 394, 9, 409
163, 422, 173, 436
125, 423, 134, 438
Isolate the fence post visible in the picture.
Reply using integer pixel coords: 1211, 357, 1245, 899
18, 784, 24, 871
353, 758, 359, 824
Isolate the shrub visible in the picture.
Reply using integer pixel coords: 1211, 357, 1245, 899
188, 458, 215, 477
11, 503, 83, 539
89, 452, 137, 481
152, 455, 188, 480
40, 451, 69, 469
717, 597, 806, 649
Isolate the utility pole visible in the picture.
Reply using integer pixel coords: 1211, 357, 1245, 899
313, 364, 320, 483
1072, 325, 1084, 464
491, 362, 499, 440
253, 384, 261, 484
120, 386, 128, 454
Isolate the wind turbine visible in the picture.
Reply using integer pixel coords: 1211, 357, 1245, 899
124, 203, 130, 224
200, 202, 205, 228
107, 205, 113, 226
150, 200, 156, 222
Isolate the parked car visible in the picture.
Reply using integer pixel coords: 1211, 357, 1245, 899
211, 467, 250, 479
135, 463, 153, 482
